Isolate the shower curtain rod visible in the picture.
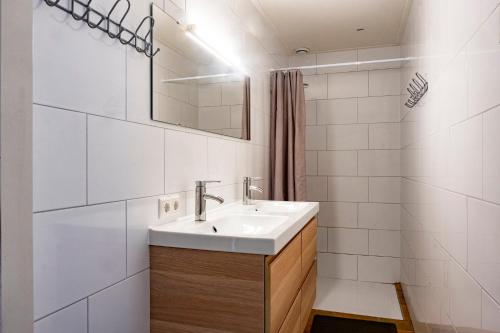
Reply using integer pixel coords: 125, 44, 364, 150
275, 57, 411, 72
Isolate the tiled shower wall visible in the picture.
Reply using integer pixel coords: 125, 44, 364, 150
297, 46, 402, 284
400, 1, 500, 332
32, 0, 286, 331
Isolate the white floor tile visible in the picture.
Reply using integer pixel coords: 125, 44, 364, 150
314, 278, 403, 320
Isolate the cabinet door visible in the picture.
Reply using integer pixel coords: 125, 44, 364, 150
301, 261, 317, 333
301, 218, 317, 282
267, 234, 302, 333
278, 291, 301, 333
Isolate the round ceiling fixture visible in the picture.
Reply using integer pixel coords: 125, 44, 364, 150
295, 47, 310, 55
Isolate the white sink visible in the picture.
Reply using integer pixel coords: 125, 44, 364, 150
149, 200, 319, 255
248, 201, 309, 214
168, 214, 288, 237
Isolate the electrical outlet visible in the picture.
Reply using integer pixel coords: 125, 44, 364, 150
158, 195, 181, 219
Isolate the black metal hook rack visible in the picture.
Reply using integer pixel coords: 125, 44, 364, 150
44, 0, 160, 58
405, 72, 428, 108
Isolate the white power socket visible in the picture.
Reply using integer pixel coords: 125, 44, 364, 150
158, 195, 181, 219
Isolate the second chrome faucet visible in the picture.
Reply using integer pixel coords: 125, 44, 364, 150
243, 176, 263, 205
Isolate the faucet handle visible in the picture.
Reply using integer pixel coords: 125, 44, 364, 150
244, 176, 263, 182
196, 180, 221, 187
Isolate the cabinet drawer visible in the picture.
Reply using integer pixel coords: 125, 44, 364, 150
278, 291, 301, 333
301, 218, 317, 281
300, 260, 317, 333
267, 234, 302, 333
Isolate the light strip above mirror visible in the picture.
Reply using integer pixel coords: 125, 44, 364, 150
162, 73, 244, 83
184, 24, 249, 76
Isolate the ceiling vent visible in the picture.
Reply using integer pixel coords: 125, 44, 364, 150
295, 47, 310, 55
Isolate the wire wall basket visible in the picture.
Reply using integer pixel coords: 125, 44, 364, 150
405, 72, 428, 108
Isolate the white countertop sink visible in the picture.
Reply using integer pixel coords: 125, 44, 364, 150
149, 200, 319, 255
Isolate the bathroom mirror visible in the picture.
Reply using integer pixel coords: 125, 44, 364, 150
150, 5, 251, 140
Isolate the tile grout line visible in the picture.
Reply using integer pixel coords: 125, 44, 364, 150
34, 268, 150, 323
86, 114, 89, 206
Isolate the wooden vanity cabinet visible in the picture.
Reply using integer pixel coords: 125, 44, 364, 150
150, 217, 317, 333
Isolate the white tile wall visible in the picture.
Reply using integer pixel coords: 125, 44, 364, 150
33, 0, 281, 330
306, 125, 327, 150
317, 227, 328, 252
358, 256, 400, 283
448, 260, 482, 331
449, 115, 483, 198
328, 228, 368, 255
306, 176, 328, 201
304, 75, 328, 100
302, 48, 402, 283
358, 96, 401, 123
87, 116, 164, 204
317, 98, 357, 125
358, 203, 400, 230
327, 124, 368, 150
328, 177, 369, 202
88, 270, 150, 333
318, 151, 357, 176
34, 300, 87, 333
483, 106, 500, 203
33, 202, 126, 319
208, 137, 237, 185
368, 69, 401, 96
369, 177, 400, 203
468, 198, 500, 302
34, 2, 126, 119
305, 101, 317, 125
33, 105, 86, 211
482, 292, 500, 332
369, 123, 401, 149
358, 150, 400, 176
369, 230, 400, 257
306, 151, 318, 175
401, 2, 500, 332
318, 202, 357, 228
318, 253, 358, 280
164, 130, 207, 193
328, 72, 368, 98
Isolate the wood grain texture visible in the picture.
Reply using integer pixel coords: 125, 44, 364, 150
300, 261, 317, 333
301, 218, 317, 282
266, 234, 302, 333
150, 246, 265, 333
278, 291, 302, 333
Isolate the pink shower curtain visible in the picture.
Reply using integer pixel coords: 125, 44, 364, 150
269, 70, 306, 201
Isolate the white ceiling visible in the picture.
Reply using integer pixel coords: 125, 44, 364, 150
253, 0, 411, 54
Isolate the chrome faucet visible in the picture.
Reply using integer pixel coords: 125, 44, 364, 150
195, 180, 224, 221
243, 176, 264, 205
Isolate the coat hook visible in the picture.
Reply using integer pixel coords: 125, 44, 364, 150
45, 0, 62, 6
87, 9, 105, 29
107, 0, 131, 39
71, 0, 92, 21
